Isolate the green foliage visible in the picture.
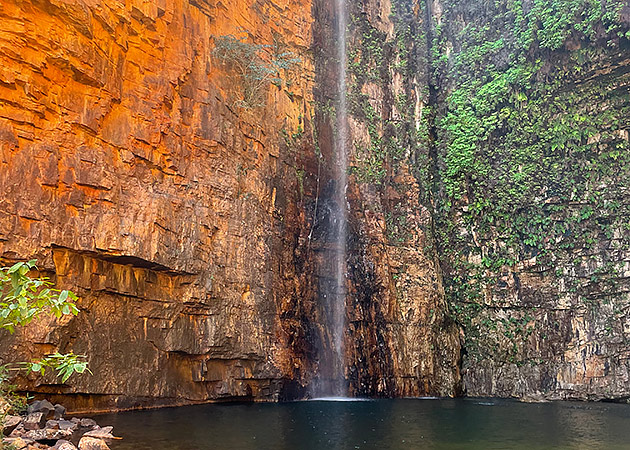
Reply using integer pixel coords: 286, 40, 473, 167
0, 261, 89, 444
0, 260, 78, 334
347, 0, 429, 191
0, 261, 89, 383
23, 353, 89, 384
0, 367, 28, 415
430, 0, 630, 364
213, 32, 301, 109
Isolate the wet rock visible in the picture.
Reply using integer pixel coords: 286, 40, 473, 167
520, 392, 549, 403
23, 413, 46, 431
78, 437, 110, 450
3, 415, 22, 435
83, 427, 115, 440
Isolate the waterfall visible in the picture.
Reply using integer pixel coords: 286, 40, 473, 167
313, 0, 349, 399
332, 0, 349, 397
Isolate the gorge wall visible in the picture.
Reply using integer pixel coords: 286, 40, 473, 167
321, 0, 463, 397
0, 0, 321, 411
430, 0, 630, 401
0, 0, 460, 410
0, 0, 629, 411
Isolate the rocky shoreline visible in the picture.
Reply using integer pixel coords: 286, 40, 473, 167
3, 400, 116, 450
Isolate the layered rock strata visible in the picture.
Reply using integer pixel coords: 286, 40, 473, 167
0, 0, 319, 411
1, 0, 629, 410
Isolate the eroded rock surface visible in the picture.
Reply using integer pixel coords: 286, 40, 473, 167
310, 0, 462, 397
429, 0, 630, 400
2, 0, 628, 409
0, 0, 319, 411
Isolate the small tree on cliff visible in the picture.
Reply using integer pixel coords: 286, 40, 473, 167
0, 260, 88, 414
212, 31, 301, 109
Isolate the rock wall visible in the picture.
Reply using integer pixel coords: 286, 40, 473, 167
429, 0, 630, 400
2, 0, 629, 410
310, 0, 461, 397
0, 0, 320, 412
0, 0, 464, 410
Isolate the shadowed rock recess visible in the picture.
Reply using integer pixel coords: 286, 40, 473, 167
0, 0, 628, 411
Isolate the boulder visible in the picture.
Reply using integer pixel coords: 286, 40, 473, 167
3, 414, 22, 435
83, 426, 115, 440
24, 427, 73, 441
3, 437, 35, 449
23, 413, 46, 431
53, 439, 78, 450
9, 424, 25, 437
46, 420, 60, 430
27, 400, 55, 418
22, 429, 47, 441
520, 392, 549, 403
79, 418, 97, 429
78, 436, 110, 450
58, 420, 79, 432
53, 404, 66, 420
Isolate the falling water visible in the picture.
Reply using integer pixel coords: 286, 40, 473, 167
312, 0, 350, 398
329, 0, 349, 397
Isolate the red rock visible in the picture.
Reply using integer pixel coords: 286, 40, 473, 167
0, 0, 319, 413
3, 415, 21, 435
22, 413, 46, 431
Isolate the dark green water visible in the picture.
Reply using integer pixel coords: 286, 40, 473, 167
99, 398, 630, 449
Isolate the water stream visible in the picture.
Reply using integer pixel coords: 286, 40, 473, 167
330, 0, 349, 398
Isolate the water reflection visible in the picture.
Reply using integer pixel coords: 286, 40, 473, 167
100, 399, 630, 450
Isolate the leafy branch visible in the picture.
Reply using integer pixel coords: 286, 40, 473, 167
0, 260, 89, 383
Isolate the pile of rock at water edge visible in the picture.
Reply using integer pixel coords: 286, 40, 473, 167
2, 400, 118, 450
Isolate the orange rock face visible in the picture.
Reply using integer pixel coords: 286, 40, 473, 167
0, 0, 318, 411
0, 0, 463, 411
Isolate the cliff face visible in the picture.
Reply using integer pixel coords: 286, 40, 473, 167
0, 0, 463, 409
1, 0, 629, 411
0, 0, 320, 411
326, 0, 462, 397
429, 0, 630, 400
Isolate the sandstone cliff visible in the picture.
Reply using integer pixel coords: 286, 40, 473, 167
1, 0, 629, 411
0, 0, 320, 411
429, 0, 630, 400
0, 0, 460, 411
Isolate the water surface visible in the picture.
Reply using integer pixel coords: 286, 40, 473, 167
100, 398, 630, 449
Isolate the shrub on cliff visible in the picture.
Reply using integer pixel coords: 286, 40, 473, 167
212, 32, 300, 109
